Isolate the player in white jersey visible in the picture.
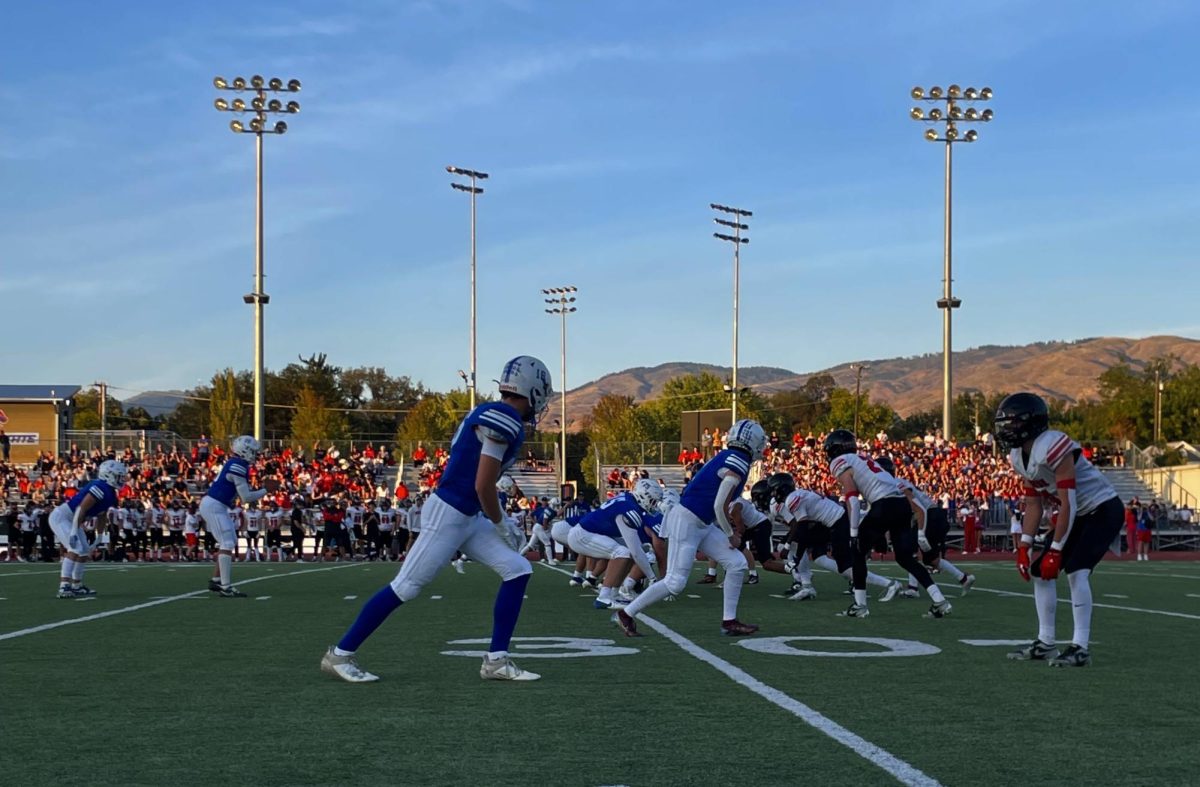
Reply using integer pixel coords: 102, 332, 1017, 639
825, 430, 950, 619
167, 502, 186, 561
184, 506, 201, 561
377, 500, 398, 560
405, 497, 423, 555
244, 503, 264, 562
763, 474, 901, 602
265, 501, 285, 562
147, 502, 167, 561
995, 393, 1123, 667
872, 457, 975, 597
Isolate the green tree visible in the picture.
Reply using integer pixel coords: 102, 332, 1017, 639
209, 368, 244, 445
638, 372, 770, 442
818, 387, 896, 436
290, 386, 349, 447
71, 386, 124, 430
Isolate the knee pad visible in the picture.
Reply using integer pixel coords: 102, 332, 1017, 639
390, 577, 422, 603
611, 545, 632, 560
663, 573, 688, 596
497, 553, 534, 582
720, 550, 748, 573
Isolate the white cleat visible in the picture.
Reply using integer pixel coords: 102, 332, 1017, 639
879, 580, 902, 603
452, 559, 466, 575
616, 587, 637, 603
788, 586, 818, 601
480, 655, 540, 681
320, 647, 380, 683
898, 586, 921, 599
960, 574, 976, 595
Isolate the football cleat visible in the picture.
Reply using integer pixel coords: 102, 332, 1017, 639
208, 578, 222, 593
960, 574, 976, 595
57, 587, 78, 599
879, 580, 903, 603
838, 603, 870, 618
1049, 644, 1091, 668
747, 574, 759, 585
898, 586, 921, 599
452, 559, 465, 575
1007, 640, 1058, 661
218, 586, 247, 598
480, 655, 540, 681
788, 586, 818, 601
321, 647, 380, 682
787, 581, 803, 595
720, 619, 759, 637
568, 576, 584, 587
614, 609, 642, 637
584, 577, 599, 589
695, 574, 717, 585
616, 587, 636, 603
593, 599, 626, 610
925, 600, 952, 618
74, 585, 97, 596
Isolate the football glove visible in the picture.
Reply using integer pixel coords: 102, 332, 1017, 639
1016, 544, 1031, 582
917, 532, 932, 553
1040, 546, 1063, 580
494, 517, 525, 552
783, 557, 798, 573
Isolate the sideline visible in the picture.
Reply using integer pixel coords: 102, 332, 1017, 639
535, 562, 941, 787
971, 586, 1200, 621
0, 563, 365, 642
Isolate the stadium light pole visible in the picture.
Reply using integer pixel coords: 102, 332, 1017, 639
910, 84, 993, 440
544, 286, 578, 488
448, 166, 489, 411
851, 363, 870, 435
711, 203, 752, 425
213, 74, 301, 442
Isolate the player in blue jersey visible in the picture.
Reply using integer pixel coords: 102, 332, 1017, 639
618, 488, 675, 601
550, 496, 595, 586
568, 479, 662, 609
523, 496, 559, 564
199, 435, 269, 598
49, 459, 127, 597
322, 356, 554, 683
616, 420, 767, 637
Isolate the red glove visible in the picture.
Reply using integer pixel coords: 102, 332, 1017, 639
1041, 547, 1062, 580
1016, 545, 1031, 582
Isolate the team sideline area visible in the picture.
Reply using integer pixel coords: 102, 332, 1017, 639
3, 557, 1197, 786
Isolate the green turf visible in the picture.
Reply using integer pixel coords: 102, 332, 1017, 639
2, 557, 1198, 786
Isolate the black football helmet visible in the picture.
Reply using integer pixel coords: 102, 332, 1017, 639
766, 472, 796, 503
994, 392, 1049, 450
750, 480, 772, 513
873, 456, 896, 476
823, 429, 858, 461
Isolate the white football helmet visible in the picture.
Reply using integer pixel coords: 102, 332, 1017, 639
498, 356, 553, 424
549, 497, 560, 509
497, 475, 516, 495
631, 478, 664, 513
727, 419, 768, 461
97, 459, 128, 488
658, 488, 680, 516
231, 435, 261, 461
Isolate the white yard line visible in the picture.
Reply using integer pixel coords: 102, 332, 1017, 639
0, 563, 364, 642
535, 563, 941, 787
971, 586, 1200, 621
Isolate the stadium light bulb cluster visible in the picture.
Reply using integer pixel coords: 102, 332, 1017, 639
710, 203, 752, 424
448, 165, 490, 410
910, 84, 993, 144
447, 165, 488, 194
542, 286, 578, 314
544, 286, 579, 488
214, 75, 301, 135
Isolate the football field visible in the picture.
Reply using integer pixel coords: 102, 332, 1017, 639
3, 557, 1198, 786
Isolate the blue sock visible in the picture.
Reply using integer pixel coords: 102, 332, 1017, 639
337, 585, 403, 653
489, 573, 530, 653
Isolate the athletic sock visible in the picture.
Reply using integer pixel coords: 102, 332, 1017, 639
1033, 578, 1057, 644
489, 573, 531, 653
61, 558, 76, 584
337, 585, 404, 653
1067, 569, 1093, 649
218, 553, 232, 587
625, 578, 673, 617
72, 560, 86, 584
621, 576, 636, 591
853, 589, 867, 606
865, 571, 892, 588
926, 584, 946, 604
706, 567, 718, 577
939, 559, 965, 581
572, 571, 584, 580
585, 570, 596, 580
598, 585, 614, 603
721, 570, 745, 620
908, 572, 919, 587
748, 570, 758, 578
814, 555, 839, 574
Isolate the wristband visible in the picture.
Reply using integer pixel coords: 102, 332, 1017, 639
1020, 534, 1034, 545
1050, 540, 1063, 551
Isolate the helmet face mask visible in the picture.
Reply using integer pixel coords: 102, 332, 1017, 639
766, 471, 796, 503
823, 429, 858, 462
750, 480, 772, 512
631, 478, 664, 512
994, 392, 1050, 450
231, 435, 262, 462
98, 459, 128, 488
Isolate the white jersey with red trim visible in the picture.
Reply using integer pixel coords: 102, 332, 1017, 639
828, 453, 903, 504
1008, 430, 1115, 516
245, 508, 264, 531
730, 497, 768, 529
378, 509, 396, 531
167, 509, 186, 531
781, 488, 845, 528
896, 479, 935, 512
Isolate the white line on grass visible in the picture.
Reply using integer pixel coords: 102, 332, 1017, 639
0, 563, 364, 642
972, 586, 1200, 621
535, 563, 941, 787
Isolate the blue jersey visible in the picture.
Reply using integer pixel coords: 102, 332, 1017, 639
580, 492, 648, 540
498, 491, 509, 511
436, 402, 526, 516
562, 500, 590, 526
643, 512, 664, 541
66, 480, 119, 519
534, 506, 554, 525
205, 457, 251, 507
680, 448, 752, 524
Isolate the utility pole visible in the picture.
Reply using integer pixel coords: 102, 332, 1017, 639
94, 381, 108, 454
851, 363, 869, 435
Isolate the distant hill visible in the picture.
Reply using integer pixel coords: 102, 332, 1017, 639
549, 336, 1200, 430
122, 390, 188, 417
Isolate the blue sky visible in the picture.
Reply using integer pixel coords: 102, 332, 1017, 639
4, 0, 1199, 401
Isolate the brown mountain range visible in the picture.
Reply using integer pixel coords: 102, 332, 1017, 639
550, 336, 1200, 431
